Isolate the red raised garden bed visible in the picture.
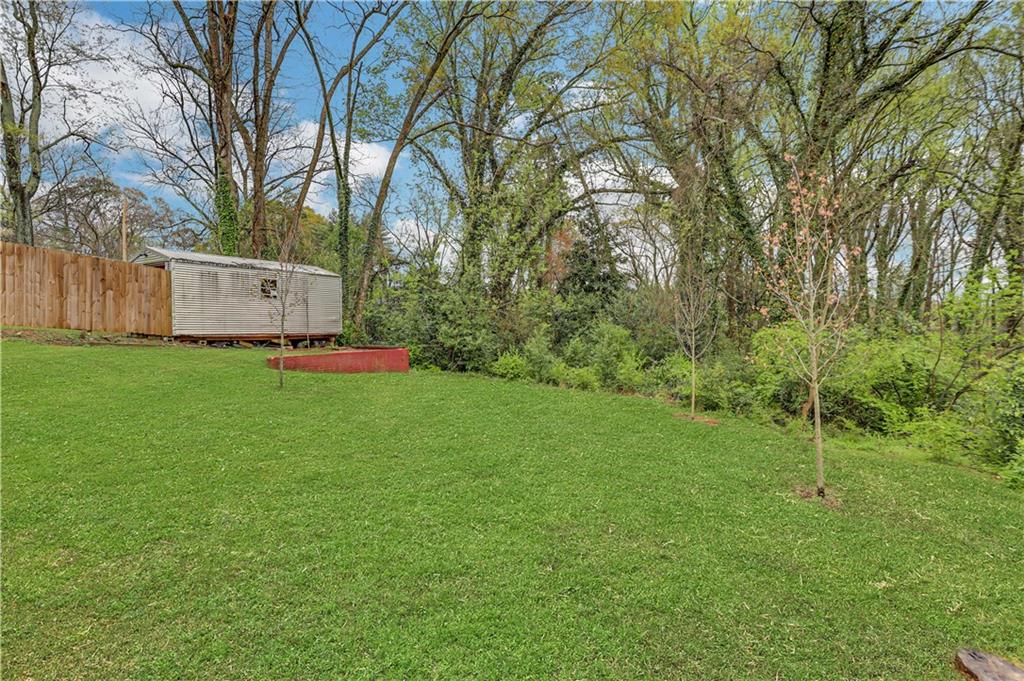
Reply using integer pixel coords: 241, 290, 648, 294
267, 347, 409, 374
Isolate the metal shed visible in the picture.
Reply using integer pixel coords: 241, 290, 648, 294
132, 247, 341, 341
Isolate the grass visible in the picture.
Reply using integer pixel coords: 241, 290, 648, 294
2, 339, 1022, 679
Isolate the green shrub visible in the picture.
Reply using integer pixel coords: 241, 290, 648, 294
700, 359, 760, 415
435, 282, 498, 371
588, 322, 645, 390
523, 325, 557, 383
490, 352, 528, 381
497, 289, 563, 351
992, 362, 1024, 467
749, 323, 808, 413
903, 408, 975, 462
553, 361, 600, 391
561, 335, 590, 368
614, 351, 646, 393
608, 287, 678, 361
1003, 444, 1024, 489
828, 332, 942, 433
999, 446, 1024, 489
646, 351, 693, 400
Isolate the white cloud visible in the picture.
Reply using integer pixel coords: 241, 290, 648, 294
31, 9, 165, 143
287, 120, 392, 179
276, 119, 393, 216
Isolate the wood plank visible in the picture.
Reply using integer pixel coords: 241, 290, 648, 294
0, 243, 172, 335
956, 649, 1024, 681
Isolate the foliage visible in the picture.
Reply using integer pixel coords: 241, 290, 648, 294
1004, 447, 1024, 490
698, 357, 762, 416
748, 323, 808, 412
522, 325, 557, 384
585, 321, 642, 390
613, 351, 646, 394
992, 362, 1024, 468
903, 409, 978, 464
214, 173, 239, 256
489, 351, 528, 381
828, 332, 943, 434
607, 287, 678, 361
433, 281, 498, 372
646, 350, 693, 400
552, 218, 625, 347
552, 361, 600, 391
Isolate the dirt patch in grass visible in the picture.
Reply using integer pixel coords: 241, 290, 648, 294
1, 327, 170, 347
673, 412, 720, 426
794, 484, 843, 509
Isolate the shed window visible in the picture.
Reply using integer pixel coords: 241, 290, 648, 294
260, 278, 278, 299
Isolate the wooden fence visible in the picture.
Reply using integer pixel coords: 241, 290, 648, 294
1, 242, 172, 336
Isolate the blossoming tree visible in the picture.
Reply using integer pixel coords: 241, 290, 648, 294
759, 159, 861, 498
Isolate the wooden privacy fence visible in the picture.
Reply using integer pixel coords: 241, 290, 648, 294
1, 242, 172, 336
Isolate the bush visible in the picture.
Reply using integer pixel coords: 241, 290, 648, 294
553, 361, 600, 391
829, 332, 943, 434
613, 351, 646, 393
435, 282, 498, 371
992, 362, 1024, 467
523, 325, 557, 383
608, 287, 678, 361
490, 352, 528, 381
700, 359, 761, 415
561, 334, 590, 368
646, 351, 693, 400
1003, 445, 1024, 489
749, 323, 808, 413
903, 408, 976, 462
587, 321, 645, 390
497, 289, 562, 351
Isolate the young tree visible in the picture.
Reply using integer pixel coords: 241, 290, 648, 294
759, 159, 860, 499
673, 237, 720, 419
262, 208, 307, 390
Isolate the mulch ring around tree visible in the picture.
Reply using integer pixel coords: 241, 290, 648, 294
794, 484, 843, 510
672, 412, 720, 426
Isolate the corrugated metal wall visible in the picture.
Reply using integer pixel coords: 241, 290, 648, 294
169, 261, 341, 337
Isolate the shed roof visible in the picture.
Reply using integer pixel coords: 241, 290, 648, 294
134, 246, 339, 277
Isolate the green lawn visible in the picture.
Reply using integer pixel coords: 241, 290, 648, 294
2, 339, 1021, 679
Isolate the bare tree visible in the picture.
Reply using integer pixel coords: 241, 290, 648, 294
351, 1, 485, 334
225, 1, 314, 258
34, 174, 193, 257
262, 208, 308, 389
1, 0, 105, 244
758, 159, 860, 499
168, 0, 241, 254
673, 238, 720, 419
298, 0, 407, 326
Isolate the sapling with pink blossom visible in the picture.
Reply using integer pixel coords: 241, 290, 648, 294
757, 157, 861, 499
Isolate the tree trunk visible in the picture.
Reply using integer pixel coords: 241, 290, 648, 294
279, 306, 286, 389
251, 157, 266, 258
811, 377, 825, 498
336, 67, 357, 324
690, 331, 697, 418
11, 189, 33, 246
207, 1, 239, 255
0, 22, 39, 246
351, 6, 479, 335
